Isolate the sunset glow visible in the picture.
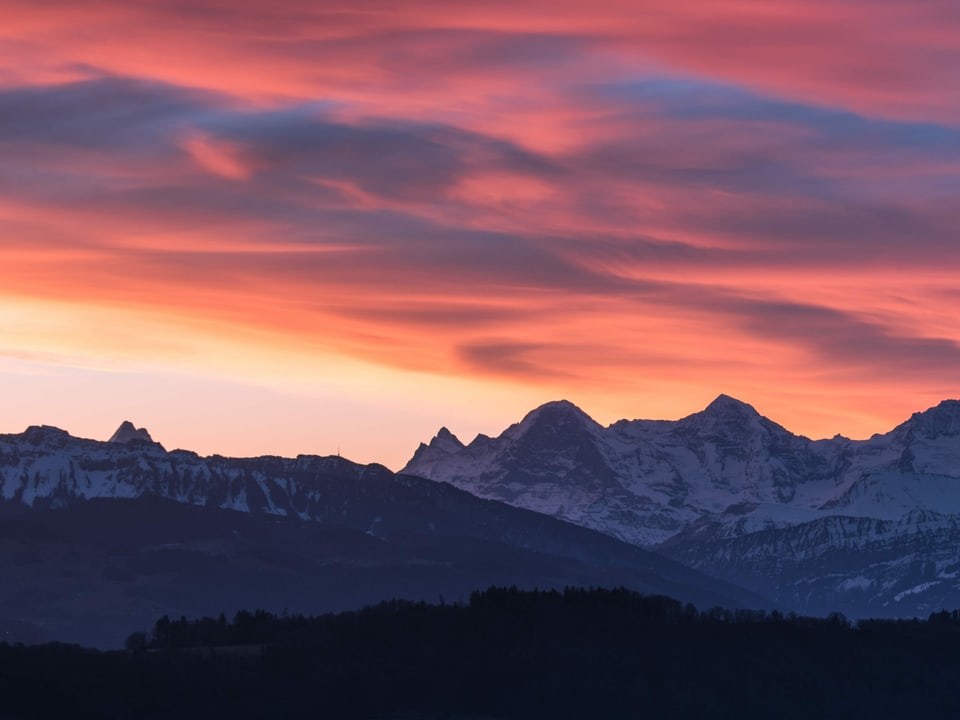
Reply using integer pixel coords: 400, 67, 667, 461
3, 0, 959, 467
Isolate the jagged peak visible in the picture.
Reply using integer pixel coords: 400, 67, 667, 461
435, 426, 462, 444
426, 426, 465, 454
900, 399, 960, 438
915, 399, 960, 417
109, 421, 153, 444
402, 426, 466, 471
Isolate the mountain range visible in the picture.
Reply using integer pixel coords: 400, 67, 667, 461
5, 394, 960, 646
404, 395, 960, 618
0, 422, 757, 646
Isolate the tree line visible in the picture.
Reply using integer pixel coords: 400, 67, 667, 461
4, 586, 960, 718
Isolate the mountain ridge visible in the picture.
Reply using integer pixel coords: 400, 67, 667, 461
0, 422, 765, 645
403, 395, 960, 616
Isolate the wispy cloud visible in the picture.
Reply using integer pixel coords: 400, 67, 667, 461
2, 0, 959, 455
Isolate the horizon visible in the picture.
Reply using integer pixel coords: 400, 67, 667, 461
6, 392, 958, 471
3, 1, 960, 470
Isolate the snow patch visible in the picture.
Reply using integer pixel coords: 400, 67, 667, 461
894, 581, 941, 602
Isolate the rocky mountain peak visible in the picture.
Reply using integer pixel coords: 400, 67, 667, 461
108, 421, 153, 444
901, 399, 960, 439
429, 427, 465, 453
21, 425, 72, 447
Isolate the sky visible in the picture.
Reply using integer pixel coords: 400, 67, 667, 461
2, 0, 960, 469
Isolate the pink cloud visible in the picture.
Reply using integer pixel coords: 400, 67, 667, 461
2, 0, 959, 447
180, 131, 254, 180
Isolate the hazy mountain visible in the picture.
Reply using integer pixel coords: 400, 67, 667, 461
0, 423, 761, 646
404, 396, 960, 617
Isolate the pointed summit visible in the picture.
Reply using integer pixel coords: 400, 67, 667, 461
677, 394, 768, 434
429, 426, 465, 453
702, 394, 760, 417
402, 426, 466, 474
108, 421, 153, 444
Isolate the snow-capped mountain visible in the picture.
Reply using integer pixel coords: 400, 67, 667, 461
404, 396, 960, 616
0, 422, 762, 645
2, 422, 379, 514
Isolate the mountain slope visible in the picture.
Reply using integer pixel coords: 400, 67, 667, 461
664, 510, 960, 618
0, 424, 763, 646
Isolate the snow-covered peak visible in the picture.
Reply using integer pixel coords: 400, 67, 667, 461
682, 394, 764, 428
532, 399, 592, 417
675, 394, 793, 442
406, 394, 945, 546
108, 421, 153, 444
505, 400, 600, 440
703, 394, 759, 417
404, 427, 472, 478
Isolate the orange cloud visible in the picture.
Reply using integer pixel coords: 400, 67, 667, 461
1, 0, 959, 463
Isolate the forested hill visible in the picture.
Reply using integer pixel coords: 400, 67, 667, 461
5, 588, 960, 719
